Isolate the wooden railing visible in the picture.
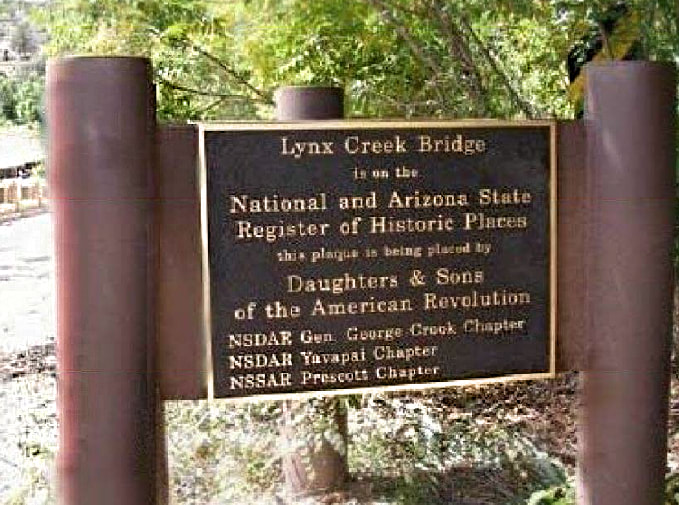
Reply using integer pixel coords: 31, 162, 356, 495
0, 177, 47, 218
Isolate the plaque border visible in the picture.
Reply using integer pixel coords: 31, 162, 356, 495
198, 120, 557, 401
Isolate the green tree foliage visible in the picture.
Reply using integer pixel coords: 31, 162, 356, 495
33, 0, 678, 122
0, 73, 42, 125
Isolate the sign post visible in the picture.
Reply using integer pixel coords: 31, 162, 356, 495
47, 57, 158, 505
578, 62, 676, 505
273, 86, 349, 495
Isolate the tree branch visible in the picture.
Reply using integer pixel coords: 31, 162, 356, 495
458, 13, 535, 117
157, 76, 258, 101
147, 25, 274, 106
197, 97, 229, 115
364, 0, 449, 108
188, 42, 274, 105
597, 21, 614, 59
158, 32, 274, 106
430, 0, 488, 115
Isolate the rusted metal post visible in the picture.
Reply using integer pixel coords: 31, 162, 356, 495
47, 57, 157, 505
275, 86, 344, 120
578, 62, 676, 504
156, 126, 206, 400
275, 86, 349, 496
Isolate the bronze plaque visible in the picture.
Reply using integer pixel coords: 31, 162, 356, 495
200, 121, 556, 399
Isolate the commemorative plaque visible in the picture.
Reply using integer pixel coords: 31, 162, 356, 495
200, 121, 556, 399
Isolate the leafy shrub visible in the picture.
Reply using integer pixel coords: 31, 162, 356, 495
0, 73, 43, 126
527, 485, 575, 505
350, 394, 569, 505
526, 472, 679, 505
666, 473, 679, 505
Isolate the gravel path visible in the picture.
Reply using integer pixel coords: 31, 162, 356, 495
0, 213, 54, 354
0, 212, 57, 505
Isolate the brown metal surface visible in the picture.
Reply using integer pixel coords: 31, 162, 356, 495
556, 121, 587, 372
578, 62, 676, 505
48, 57, 157, 505
275, 86, 344, 120
155, 125, 206, 400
